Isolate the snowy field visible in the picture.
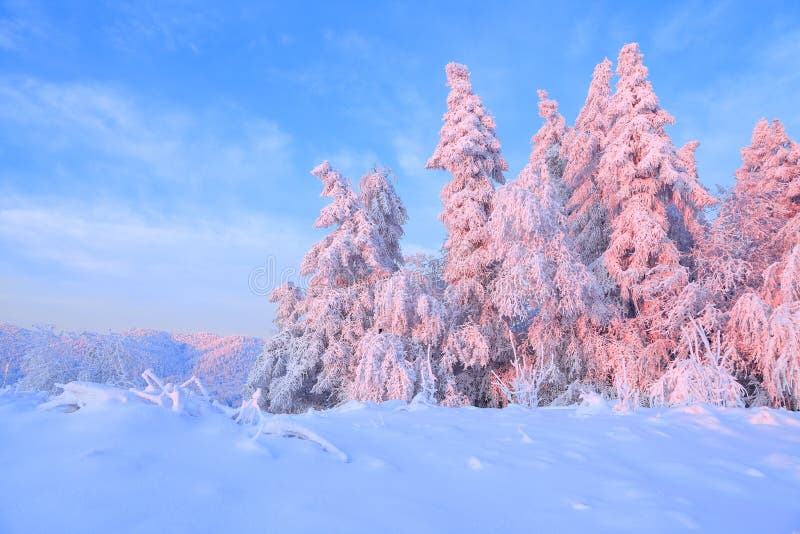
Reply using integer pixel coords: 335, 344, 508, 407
1, 387, 799, 533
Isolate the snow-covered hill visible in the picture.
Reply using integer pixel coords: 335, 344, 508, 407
0, 323, 264, 404
1, 385, 798, 533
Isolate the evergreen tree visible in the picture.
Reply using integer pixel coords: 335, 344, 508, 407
246, 281, 318, 412
251, 162, 411, 410
563, 59, 614, 265
427, 62, 508, 405
723, 120, 800, 407
490, 89, 604, 404
359, 167, 408, 274
426, 61, 507, 315
597, 43, 712, 396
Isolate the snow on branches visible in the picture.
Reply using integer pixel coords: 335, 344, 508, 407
245, 43, 800, 412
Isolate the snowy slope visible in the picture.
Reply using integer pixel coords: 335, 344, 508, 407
1, 388, 799, 533
173, 332, 264, 403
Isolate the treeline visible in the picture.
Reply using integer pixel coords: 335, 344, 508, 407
248, 43, 800, 412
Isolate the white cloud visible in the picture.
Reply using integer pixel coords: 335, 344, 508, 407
104, 2, 220, 54
321, 148, 380, 181
0, 77, 294, 191
0, 198, 317, 337
669, 27, 800, 190
391, 134, 427, 179
0, 199, 312, 276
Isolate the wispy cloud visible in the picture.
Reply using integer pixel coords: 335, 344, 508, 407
651, 1, 728, 52
323, 29, 371, 57
0, 77, 294, 201
670, 26, 800, 189
0, 198, 313, 276
0, 0, 48, 51
104, 1, 220, 54
0, 198, 316, 336
391, 134, 426, 179
321, 148, 380, 181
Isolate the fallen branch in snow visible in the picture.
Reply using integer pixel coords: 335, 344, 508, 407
233, 389, 349, 462
129, 369, 211, 416
37, 372, 349, 462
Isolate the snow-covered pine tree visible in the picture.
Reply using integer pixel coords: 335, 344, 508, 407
733, 120, 799, 272
246, 281, 320, 412
490, 89, 604, 405
359, 167, 408, 274
563, 58, 614, 266
249, 161, 412, 411
344, 166, 417, 403
597, 43, 713, 398
671, 141, 715, 253
350, 332, 416, 403
427, 62, 508, 405
426, 61, 507, 315
724, 120, 800, 407
348, 268, 446, 403
298, 161, 385, 405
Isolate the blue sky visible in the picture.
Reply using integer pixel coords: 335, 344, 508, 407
1, 0, 799, 337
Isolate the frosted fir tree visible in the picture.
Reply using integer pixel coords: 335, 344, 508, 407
248, 160, 412, 411
427, 62, 508, 405
353, 268, 448, 403
246, 281, 320, 412
662, 140, 719, 361
563, 59, 614, 265
490, 89, 604, 404
359, 167, 408, 274
726, 291, 800, 408
600, 43, 690, 319
595, 43, 714, 394
734, 120, 799, 269
426, 61, 507, 316
698, 120, 797, 315
299, 161, 379, 404
722, 121, 800, 407
671, 141, 716, 253
250, 162, 373, 411
350, 332, 417, 403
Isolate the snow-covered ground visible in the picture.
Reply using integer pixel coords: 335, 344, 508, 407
1, 387, 799, 533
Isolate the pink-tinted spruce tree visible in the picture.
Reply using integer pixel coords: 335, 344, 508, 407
723, 120, 800, 407
251, 162, 412, 411
298, 162, 370, 404
562, 59, 614, 266
490, 90, 605, 405
349, 268, 447, 403
596, 43, 713, 398
345, 167, 416, 403
691, 124, 798, 320
427, 62, 508, 405
427, 61, 507, 309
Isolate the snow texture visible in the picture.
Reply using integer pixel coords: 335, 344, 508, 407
1, 386, 800, 533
